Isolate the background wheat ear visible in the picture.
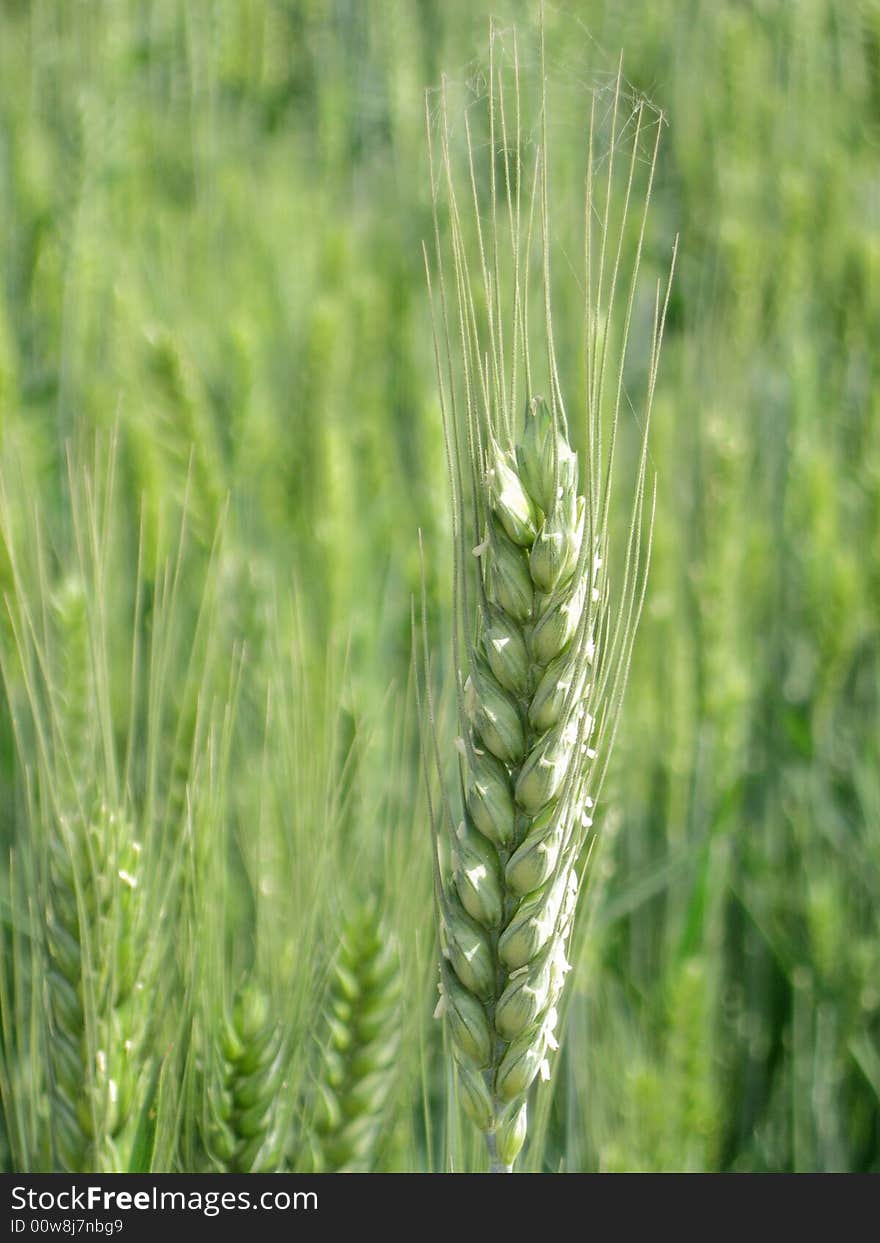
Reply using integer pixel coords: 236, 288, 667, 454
421, 22, 676, 1171
0, 437, 213, 1172
206, 978, 288, 1173
181, 708, 294, 1176
299, 900, 403, 1173
0, 502, 149, 1170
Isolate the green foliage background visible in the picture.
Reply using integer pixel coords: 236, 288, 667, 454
0, 0, 878, 1171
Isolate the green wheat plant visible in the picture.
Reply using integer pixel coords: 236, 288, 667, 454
194, 977, 289, 1173
421, 24, 675, 1171
179, 707, 295, 1176
291, 670, 432, 1174
303, 901, 403, 1172
2, 0, 877, 1178
0, 468, 155, 1170
0, 440, 223, 1171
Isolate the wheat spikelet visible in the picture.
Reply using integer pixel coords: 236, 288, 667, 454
422, 23, 675, 1170
304, 905, 402, 1172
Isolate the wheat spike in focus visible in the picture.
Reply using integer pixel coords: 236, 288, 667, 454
421, 24, 675, 1171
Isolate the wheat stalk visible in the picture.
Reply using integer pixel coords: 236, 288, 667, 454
422, 22, 675, 1171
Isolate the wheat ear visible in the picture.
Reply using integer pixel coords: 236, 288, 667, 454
426, 402, 588, 1171
46, 802, 147, 1172
422, 25, 675, 1170
304, 905, 402, 1172
43, 578, 151, 1172
208, 981, 287, 1173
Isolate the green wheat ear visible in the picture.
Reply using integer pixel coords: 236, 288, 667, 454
0, 441, 220, 1172
35, 572, 154, 1172
183, 732, 291, 1175
302, 904, 402, 1172
421, 24, 675, 1171
207, 980, 288, 1173
46, 802, 149, 1172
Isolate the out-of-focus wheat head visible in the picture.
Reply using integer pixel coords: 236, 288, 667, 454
210, 980, 288, 1173
39, 577, 149, 1172
421, 19, 675, 1171
0, 472, 157, 1172
303, 903, 402, 1172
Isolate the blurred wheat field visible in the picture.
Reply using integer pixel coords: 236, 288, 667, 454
0, 0, 878, 1173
